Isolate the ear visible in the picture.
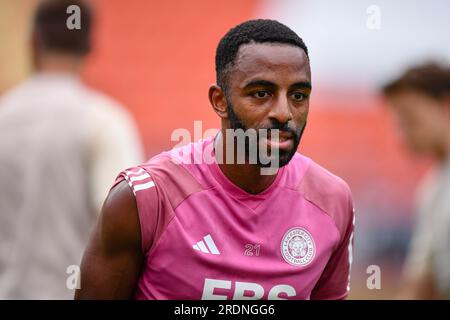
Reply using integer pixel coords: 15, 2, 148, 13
31, 31, 40, 71
208, 84, 228, 119
443, 93, 450, 113
438, 93, 450, 123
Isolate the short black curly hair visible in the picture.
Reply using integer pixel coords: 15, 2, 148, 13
215, 19, 309, 91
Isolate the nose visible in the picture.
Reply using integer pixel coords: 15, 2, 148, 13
268, 95, 293, 125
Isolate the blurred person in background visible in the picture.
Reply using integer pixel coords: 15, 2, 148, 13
0, 0, 143, 299
382, 62, 450, 299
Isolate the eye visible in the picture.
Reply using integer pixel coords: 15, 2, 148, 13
253, 91, 270, 99
291, 92, 306, 101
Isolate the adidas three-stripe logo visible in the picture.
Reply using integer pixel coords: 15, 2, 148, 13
193, 234, 220, 255
123, 168, 155, 195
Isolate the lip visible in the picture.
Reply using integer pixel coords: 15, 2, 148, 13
278, 131, 293, 140
265, 136, 293, 150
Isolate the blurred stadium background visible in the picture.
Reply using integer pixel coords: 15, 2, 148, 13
1, 0, 450, 299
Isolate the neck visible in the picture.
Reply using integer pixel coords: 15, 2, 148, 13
35, 52, 83, 75
214, 130, 278, 194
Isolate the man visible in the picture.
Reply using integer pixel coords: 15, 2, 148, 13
0, 0, 143, 299
382, 63, 450, 299
76, 19, 355, 300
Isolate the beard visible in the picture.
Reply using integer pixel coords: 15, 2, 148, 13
226, 98, 306, 168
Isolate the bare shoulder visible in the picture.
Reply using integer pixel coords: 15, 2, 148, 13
98, 180, 141, 255
75, 180, 143, 299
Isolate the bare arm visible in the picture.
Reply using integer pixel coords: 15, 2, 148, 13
75, 181, 143, 299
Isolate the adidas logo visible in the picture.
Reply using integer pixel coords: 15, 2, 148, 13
192, 234, 220, 255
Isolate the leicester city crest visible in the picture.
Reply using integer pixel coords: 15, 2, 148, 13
281, 227, 315, 266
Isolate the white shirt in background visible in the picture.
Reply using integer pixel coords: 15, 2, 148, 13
404, 154, 450, 299
0, 72, 144, 299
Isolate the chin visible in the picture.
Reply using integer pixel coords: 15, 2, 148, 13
258, 148, 297, 169
406, 140, 429, 155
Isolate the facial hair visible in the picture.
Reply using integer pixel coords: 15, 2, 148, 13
226, 98, 306, 168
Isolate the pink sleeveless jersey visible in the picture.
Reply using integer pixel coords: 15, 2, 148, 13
112, 137, 355, 300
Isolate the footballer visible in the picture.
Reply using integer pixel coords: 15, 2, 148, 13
75, 19, 355, 300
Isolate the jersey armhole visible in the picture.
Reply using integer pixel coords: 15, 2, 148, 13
112, 167, 160, 255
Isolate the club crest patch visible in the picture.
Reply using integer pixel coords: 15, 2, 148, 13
281, 227, 315, 266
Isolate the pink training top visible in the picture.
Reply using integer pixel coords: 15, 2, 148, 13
112, 137, 355, 300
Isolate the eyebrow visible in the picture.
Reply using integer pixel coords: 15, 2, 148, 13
291, 81, 312, 90
242, 79, 312, 90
